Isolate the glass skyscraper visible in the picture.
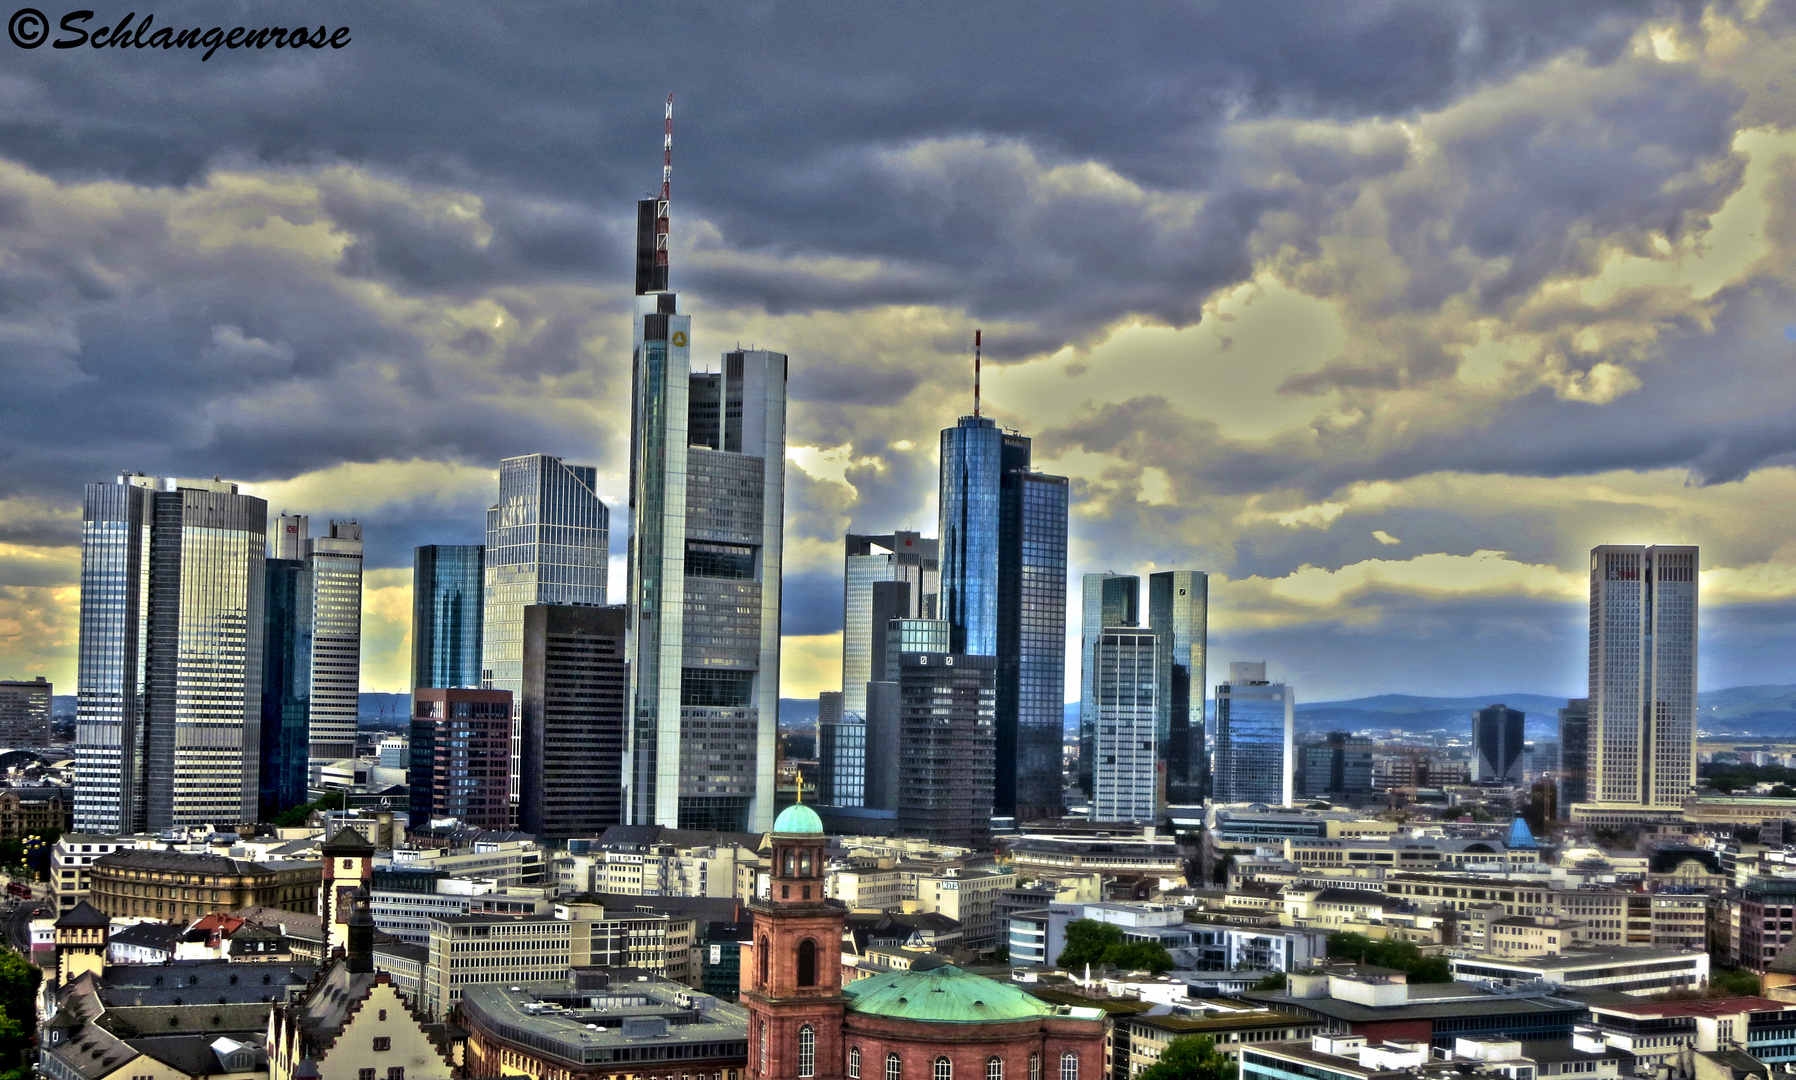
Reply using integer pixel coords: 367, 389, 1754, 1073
306, 521, 363, 770
841, 532, 938, 718
1148, 570, 1208, 804
412, 544, 485, 691
483, 454, 609, 817
938, 416, 1068, 820
259, 557, 312, 820
627, 195, 788, 832
1211, 661, 1294, 806
1079, 573, 1138, 797
75, 474, 267, 832
1473, 703, 1526, 782
1588, 545, 1697, 807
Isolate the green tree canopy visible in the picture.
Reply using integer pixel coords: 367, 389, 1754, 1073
0, 949, 40, 1071
1057, 919, 1175, 975
1325, 931, 1451, 983
1136, 1036, 1237, 1080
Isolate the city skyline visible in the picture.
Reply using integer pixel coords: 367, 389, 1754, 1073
6, 6, 1796, 705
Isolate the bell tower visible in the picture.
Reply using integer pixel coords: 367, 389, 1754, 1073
319, 826, 375, 953
742, 799, 845, 1080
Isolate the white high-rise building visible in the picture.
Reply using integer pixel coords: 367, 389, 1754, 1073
842, 532, 938, 718
306, 521, 363, 771
1091, 627, 1158, 823
626, 194, 787, 832
75, 474, 267, 832
1587, 545, 1698, 808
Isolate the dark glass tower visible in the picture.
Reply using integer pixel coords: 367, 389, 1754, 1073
520, 604, 628, 838
939, 416, 1068, 820
896, 648, 997, 847
1148, 571, 1208, 804
259, 558, 312, 820
1473, 704, 1527, 783
412, 544, 485, 692
1558, 698, 1589, 817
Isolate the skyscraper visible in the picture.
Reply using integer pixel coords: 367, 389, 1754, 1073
1148, 571, 1208, 804
842, 532, 938, 719
816, 691, 864, 808
627, 178, 787, 832
1558, 698, 1589, 817
1211, 661, 1294, 806
0, 677, 51, 748
1079, 573, 1138, 797
895, 645, 997, 848
1588, 545, 1698, 807
305, 521, 363, 772
519, 604, 628, 838
937, 414, 1068, 820
1091, 628, 1158, 823
412, 544, 485, 692
75, 474, 267, 832
1296, 731, 1374, 802
483, 454, 609, 818
1472, 704, 1526, 783
409, 688, 513, 831
259, 557, 311, 820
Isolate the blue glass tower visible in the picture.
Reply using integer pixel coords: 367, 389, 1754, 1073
259, 557, 312, 820
938, 416, 1068, 819
412, 544, 485, 692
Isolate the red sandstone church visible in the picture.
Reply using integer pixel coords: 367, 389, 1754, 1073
742, 803, 1109, 1080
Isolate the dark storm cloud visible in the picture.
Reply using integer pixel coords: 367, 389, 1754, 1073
780, 570, 844, 637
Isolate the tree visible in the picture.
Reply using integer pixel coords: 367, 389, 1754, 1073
1056, 919, 1175, 975
1326, 931, 1451, 984
1136, 1036, 1236, 1080
272, 790, 346, 828
1251, 974, 1286, 991
0, 949, 39, 1071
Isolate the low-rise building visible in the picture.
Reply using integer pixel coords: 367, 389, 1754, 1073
1120, 1006, 1326, 1072
423, 911, 573, 1018
829, 864, 907, 910
87, 849, 319, 922
1583, 997, 1796, 1078
459, 973, 750, 1080
1239, 966, 1588, 1050
1449, 946, 1709, 997
50, 833, 128, 913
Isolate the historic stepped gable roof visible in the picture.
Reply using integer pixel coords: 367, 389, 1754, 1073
845, 961, 1072, 1023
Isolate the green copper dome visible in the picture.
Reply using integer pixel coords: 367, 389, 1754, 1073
773, 801, 824, 835
845, 963, 1078, 1023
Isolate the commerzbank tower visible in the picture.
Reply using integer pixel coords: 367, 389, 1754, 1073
625, 97, 789, 831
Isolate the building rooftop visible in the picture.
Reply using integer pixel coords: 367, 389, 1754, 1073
1454, 947, 1704, 972
1239, 988, 1585, 1024
458, 977, 749, 1068
1588, 997, 1791, 1018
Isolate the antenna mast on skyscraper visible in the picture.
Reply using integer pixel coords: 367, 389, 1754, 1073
657, 93, 673, 282
974, 329, 982, 418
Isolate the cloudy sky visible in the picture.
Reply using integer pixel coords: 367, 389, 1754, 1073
3, 1, 1796, 704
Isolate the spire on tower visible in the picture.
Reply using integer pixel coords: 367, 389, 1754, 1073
974, 329, 982, 418
658, 93, 672, 271
634, 94, 675, 296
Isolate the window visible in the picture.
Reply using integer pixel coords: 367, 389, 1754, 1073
1030, 1055, 1040, 1080
379, 1009, 387, 1021
888, 1053, 903, 1080
1060, 1054, 1078, 1080
799, 1025, 816, 1078
373, 1037, 391, 1051
359, 1071, 375, 1080
760, 938, 770, 986
388, 1070, 405, 1080
798, 939, 817, 986
851, 1048, 862, 1079
988, 1059, 1003, 1080
760, 1022, 768, 1074
936, 1058, 953, 1080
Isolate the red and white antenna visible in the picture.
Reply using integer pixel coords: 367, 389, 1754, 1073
974, 329, 982, 418
656, 94, 672, 275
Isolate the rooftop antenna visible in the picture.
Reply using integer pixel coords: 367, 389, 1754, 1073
974, 329, 982, 418
657, 93, 673, 281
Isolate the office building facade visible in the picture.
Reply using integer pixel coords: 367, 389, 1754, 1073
0, 677, 51, 748
483, 453, 609, 820
258, 558, 312, 820
1473, 704, 1527, 783
1091, 628, 1159, 823
1079, 573, 1138, 797
1212, 661, 1294, 806
938, 415, 1068, 821
1296, 732, 1374, 802
896, 648, 997, 848
1148, 570, 1208, 803
304, 521, 363, 771
412, 544, 485, 692
75, 475, 267, 832
1588, 545, 1698, 807
816, 690, 865, 808
410, 688, 512, 830
842, 532, 938, 719
626, 193, 788, 831
1558, 698, 1590, 817
519, 603, 628, 838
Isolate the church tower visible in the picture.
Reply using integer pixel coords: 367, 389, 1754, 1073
742, 799, 845, 1080
319, 826, 375, 953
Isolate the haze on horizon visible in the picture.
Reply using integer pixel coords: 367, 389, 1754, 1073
3, 3, 1796, 704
